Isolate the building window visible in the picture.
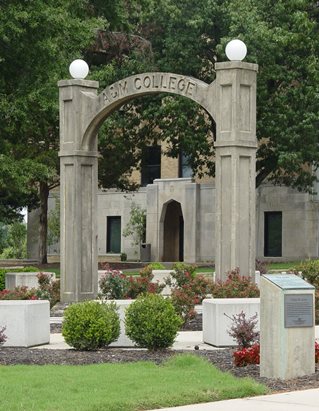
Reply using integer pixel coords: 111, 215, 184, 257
179, 151, 192, 178
264, 212, 282, 257
106, 216, 121, 253
141, 145, 161, 186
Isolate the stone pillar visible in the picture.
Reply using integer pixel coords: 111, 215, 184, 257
214, 62, 258, 280
146, 184, 160, 261
58, 79, 99, 302
184, 182, 199, 263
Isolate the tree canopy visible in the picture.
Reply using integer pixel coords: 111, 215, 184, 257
0, 0, 318, 259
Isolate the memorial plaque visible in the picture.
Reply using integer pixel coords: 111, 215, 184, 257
263, 274, 314, 290
284, 294, 313, 328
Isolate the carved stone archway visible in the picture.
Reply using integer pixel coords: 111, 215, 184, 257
58, 62, 258, 302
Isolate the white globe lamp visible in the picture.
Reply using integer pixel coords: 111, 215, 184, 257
69, 59, 89, 79
225, 39, 247, 61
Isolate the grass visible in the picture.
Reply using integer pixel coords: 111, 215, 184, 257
267, 261, 302, 271
0, 354, 267, 411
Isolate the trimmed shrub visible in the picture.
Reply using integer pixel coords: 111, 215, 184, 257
147, 262, 166, 270
125, 294, 183, 350
295, 259, 319, 288
62, 301, 120, 350
211, 268, 260, 298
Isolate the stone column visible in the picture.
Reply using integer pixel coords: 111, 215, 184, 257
214, 62, 258, 280
146, 184, 160, 261
183, 182, 199, 263
58, 79, 99, 302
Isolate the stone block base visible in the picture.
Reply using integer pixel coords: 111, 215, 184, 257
0, 300, 50, 347
5, 272, 56, 290
152, 270, 175, 295
203, 298, 260, 347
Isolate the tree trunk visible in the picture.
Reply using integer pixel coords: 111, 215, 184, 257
38, 182, 49, 264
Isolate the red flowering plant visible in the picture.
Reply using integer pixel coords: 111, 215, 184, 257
233, 343, 260, 367
168, 264, 212, 324
125, 275, 164, 299
99, 270, 129, 299
36, 273, 60, 308
98, 267, 164, 300
0, 286, 39, 300
226, 310, 260, 367
211, 268, 260, 298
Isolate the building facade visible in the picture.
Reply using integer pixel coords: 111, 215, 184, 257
28, 145, 319, 265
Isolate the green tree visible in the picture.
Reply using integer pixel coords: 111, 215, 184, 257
0, 223, 8, 255
123, 203, 146, 250
0, 221, 27, 259
222, 0, 319, 191
0, 0, 106, 262
48, 196, 60, 249
95, 0, 319, 191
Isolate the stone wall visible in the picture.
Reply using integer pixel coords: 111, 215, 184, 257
29, 182, 319, 263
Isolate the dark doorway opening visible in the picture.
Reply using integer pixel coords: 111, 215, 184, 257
264, 211, 282, 257
163, 201, 184, 261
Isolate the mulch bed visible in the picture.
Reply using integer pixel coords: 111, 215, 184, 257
1, 308, 318, 395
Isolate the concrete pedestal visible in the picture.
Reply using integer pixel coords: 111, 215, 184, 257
152, 270, 176, 295
203, 298, 260, 347
0, 300, 50, 347
5, 272, 56, 290
260, 274, 315, 379
107, 300, 135, 347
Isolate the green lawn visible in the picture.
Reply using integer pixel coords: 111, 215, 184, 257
0, 354, 267, 411
45, 267, 60, 277
267, 261, 302, 271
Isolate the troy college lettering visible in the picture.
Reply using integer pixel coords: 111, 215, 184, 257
103, 73, 197, 103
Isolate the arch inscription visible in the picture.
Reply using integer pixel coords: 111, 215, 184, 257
81, 72, 215, 151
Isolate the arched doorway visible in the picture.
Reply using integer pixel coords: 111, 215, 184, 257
163, 201, 184, 262
58, 64, 258, 302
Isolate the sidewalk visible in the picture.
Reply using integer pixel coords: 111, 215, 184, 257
148, 389, 319, 411
36, 330, 220, 351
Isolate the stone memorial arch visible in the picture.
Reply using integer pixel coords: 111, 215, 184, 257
58, 61, 258, 302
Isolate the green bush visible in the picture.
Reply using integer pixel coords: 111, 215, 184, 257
147, 262, 165, 270
294, 260, 319, 325
125, 294, 183, 350
62, 301, 120, 350
0, 266, 39, 291
295, 259, 319, 288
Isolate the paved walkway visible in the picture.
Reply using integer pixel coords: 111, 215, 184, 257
148, 389, 319, 411
36, 330, 219, 351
